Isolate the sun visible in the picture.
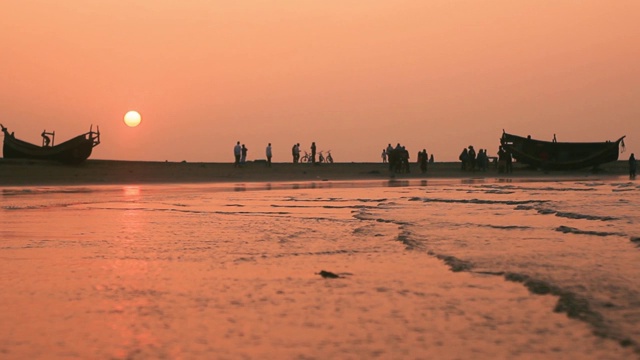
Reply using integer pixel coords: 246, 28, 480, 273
124, 111, 142, 127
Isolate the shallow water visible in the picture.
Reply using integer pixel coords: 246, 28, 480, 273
1, 178, 639, 359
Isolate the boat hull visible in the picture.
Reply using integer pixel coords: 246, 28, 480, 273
2, 126, 100, 164
500, 132, 625, 170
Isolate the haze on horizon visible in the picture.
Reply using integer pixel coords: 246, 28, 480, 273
1, 1, 638, 163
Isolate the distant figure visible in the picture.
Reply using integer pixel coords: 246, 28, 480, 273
467, 146, 476, 171
311, 142, 317, 164
429, 154, 434, 163
459, 148, 469, 171
233, 141, 242, 167
401, 146, 410, 173
498, 146, 506, 173
505, 147, 513, 173
295, 143, 301, 163
476, 149, 485, 172
41, 131, 51, 147
418, 149, 428, 173
292, 144, 297, 163
386, 144, 394, 170
266, 143, 272, 167
382, 149, 387, 163
630, 153, 637, 179
241, 144, 248, 164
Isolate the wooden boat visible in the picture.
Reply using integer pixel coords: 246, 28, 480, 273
1, 124, 100, 164
500, 130, 625, 170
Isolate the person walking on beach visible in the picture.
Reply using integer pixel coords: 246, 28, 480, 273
266, 143, 272, 167
241, 144, 248, 164
630, 153, 637, 179
233, 141, 242, 167
382, 149, 387, 163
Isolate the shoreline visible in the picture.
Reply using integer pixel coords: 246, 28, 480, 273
0, 158, 632, 186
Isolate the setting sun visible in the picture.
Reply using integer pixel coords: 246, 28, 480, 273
124, 111, 141, 127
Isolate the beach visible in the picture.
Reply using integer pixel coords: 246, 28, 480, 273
0, 159, 631, 186
1, 159, 638, 359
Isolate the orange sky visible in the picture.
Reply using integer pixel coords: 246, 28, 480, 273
1, 1, 638, 162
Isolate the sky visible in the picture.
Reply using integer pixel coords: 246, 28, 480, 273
1, 1, 638, 163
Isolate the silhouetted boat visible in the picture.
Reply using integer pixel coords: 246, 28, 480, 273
1, 124, 100, 164
500, 130, 625, 170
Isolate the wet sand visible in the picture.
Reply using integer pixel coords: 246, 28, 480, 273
0, 159, 630, 186
1, 163, 638, 359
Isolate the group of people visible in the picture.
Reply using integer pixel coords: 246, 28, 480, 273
458, 145, 511, 172
234, 141, 273, 167
291, 142, 321, 164
233, 141, 249, 167
234, 141, 637, 178
235, 141, 328, 167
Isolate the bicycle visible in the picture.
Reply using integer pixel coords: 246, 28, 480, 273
318, 150, 334, 163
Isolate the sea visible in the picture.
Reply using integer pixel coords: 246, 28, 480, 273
1, 177, 639, 359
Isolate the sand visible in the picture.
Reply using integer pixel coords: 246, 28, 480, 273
0, 159, 631, 186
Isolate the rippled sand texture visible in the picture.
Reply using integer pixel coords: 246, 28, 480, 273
1, 180, 638, 359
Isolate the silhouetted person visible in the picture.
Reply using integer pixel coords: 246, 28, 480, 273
477, 149, 486, 172
419, 149, 428, 173
241, 144, 248, 164
292, 144, 297, 163
387, 144, 394, 170
401, 146, 410, 173
382, 149, 387, 163
41, 131, 51, 147
467, 146, 476, 171
459, 148, 468, 171
429, 154, 434, 163
311, 142, 317, 164
505, 148, 513, 173
266, 143, 272, 167
498, 146, 506, 173
233, 141, 241, 167
630, 153, 637, 179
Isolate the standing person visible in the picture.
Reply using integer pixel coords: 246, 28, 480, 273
387, 144, 394, 170
292, 144, 297, 163
467, 146, 476, 171
382, 149, 387, 163
498, 146, 506, 173
234, 141, 242, 167
419, 149, 428, 173
505, 147, 513, 174
459, 148, 468, 171
630, 153, 637, 179
294, 143, 300, 163
241, 144, 248, 164
311, 142, 317, 164
266, 143, 272, 167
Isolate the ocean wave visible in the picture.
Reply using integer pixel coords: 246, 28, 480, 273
396, 227, 423, 250
555, 226, 624, 237
529, 208, 618, 221
409, 197, 547, 205
482, 224, 532, 230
